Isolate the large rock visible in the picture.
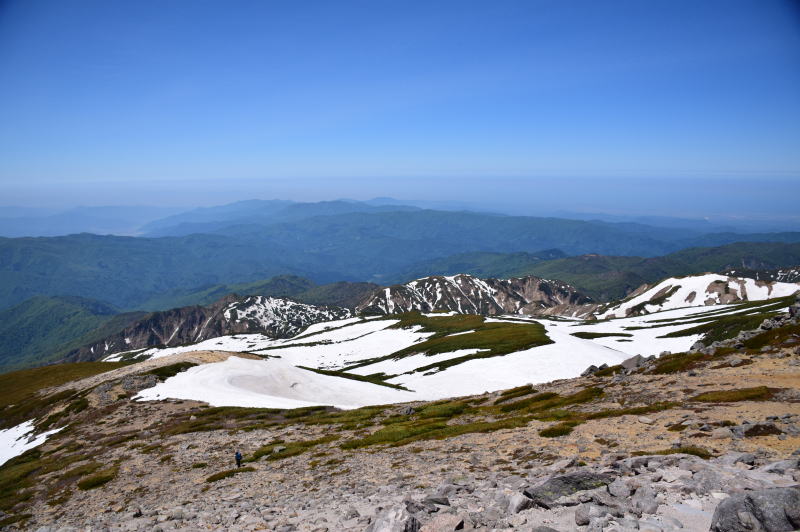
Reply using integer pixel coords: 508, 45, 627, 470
630, 485, 659, 516
718, 452, 756, 466
759, 459, 799, 475
507, 492, 535, 514
523, 471, 616, 507
621, 354, 645, 370
366, 508, 422, 532
419, 514, 464, 532
709, 487, 800, 532
607, 478, 632, 498
575, 503, 608, 526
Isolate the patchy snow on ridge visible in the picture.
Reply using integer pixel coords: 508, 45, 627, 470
358, 273, 592, 316
103, 333, 282, 361
600, 274, 800, 318
0, 421, 64, 467
130, 297, 790, 410
222, 296, 352, 336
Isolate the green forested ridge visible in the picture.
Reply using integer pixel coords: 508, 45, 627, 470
0, 296, 146, 374
391, 249, 567, 282
138, 275, 317, 310
397, 242, 800, 300
5, 210, 797, 310
136, 275, 379, 311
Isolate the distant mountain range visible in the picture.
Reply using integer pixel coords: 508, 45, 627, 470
3, 199, 800, 311
3, 198, 800, 373
405, 242, 800, 301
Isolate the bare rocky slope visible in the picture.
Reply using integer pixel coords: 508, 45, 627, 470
64, 296, 351, 362
2, 302, 800, 531
356, 274, 597, 317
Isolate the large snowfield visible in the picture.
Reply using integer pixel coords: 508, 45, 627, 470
131, 300, 785, 411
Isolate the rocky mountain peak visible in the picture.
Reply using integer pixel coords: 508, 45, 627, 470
64, 296, 351, 362
356, 273, 594, 316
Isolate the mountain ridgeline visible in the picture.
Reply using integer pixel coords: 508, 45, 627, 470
61, 271, 800, 365
3, 199, 800, 311
357, 274, 595, 316
66, 296, 352, 362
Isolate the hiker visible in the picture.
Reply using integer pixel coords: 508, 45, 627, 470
235, 450, 242, 468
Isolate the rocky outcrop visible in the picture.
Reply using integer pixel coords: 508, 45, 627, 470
710, 487, 800, 532
64, 296, 351, 362
357, 274, 596, 316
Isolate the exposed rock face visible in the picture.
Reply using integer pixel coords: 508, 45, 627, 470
709, 487, 800, 532
522, 471, 616, 507
357, 274, 596, 316
64, 296, 352, 362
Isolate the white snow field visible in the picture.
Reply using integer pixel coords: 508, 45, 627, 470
600, 274, 800, 318
135, 356, 417, 409
0, 421, 63, 467
130, 298, 791, 410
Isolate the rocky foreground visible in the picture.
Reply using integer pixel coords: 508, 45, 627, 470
2, 314, 800, 531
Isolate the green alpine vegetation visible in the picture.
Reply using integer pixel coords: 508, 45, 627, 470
342, 312, 553, 374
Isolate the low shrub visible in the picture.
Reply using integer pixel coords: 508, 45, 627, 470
77, 467, 118, 490
539, 421, 579, 438
205, 466, 255, 483
691, 386, 774, 403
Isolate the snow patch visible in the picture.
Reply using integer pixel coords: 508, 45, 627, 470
0, 421, 64, 467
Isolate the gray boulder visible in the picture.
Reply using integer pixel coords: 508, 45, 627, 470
422, 496, 450, 507
630, 485, 659, 516
418, 514, 464, 532
575, 503, 611, 526
582, 365, 599, 377
366, 508, 422, 532
709, 487, 800, 532
524, 471, 616, 507
621, 354, 645, 370
727, 356, 746, 367
607, 478, 632, 498
759, 459, 799, 475
507, 492, 535, 514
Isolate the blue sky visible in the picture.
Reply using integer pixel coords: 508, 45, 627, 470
0, 0, 799, 214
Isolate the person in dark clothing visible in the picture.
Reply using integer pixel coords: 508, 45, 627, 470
235, 450, 242, 468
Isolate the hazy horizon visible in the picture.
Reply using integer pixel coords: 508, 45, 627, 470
3, 176, 800, 224
2, 0, 799, 223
